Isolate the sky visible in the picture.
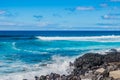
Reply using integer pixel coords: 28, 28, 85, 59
0, 0, 120, 30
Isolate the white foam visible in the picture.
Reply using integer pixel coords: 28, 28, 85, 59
12, 42, 21, 51
12, 42, 48, 54
0, 48, 119, 80
85, 47, 120, 55
0, 55, 75, 80
116, 48, 120, 52
37, 35, 120, 42
87, 49, 109, 55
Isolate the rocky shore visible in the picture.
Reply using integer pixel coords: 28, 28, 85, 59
24, 49, 120, 80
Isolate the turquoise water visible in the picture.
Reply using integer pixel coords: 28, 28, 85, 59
0, 31, 120, 80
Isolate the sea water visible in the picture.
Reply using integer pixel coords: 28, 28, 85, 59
0, 31, 120, 80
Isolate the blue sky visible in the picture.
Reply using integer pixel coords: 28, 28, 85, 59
0, 0, 120, 30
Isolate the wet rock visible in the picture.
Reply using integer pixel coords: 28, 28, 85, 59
35, 76, 39, 80
40, 75, 46, 80
102, 70, 109, 77
23, 79, 28, 80
109, 49, 118, 53
61, 75, 67, 80
34, 49, 120, 80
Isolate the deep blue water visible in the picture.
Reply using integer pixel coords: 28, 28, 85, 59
0, 31, 120, 80
0, 31, 120, 36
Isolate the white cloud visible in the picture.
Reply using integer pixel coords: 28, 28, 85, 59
0, 10, 16, 18
100, 3, 108, 7
102, 14, 120, 20
36, 22, 68, 29
0, 22, 16, 26
37, 22, 54, 27
64, 6, 95, 13
102, 15, 111, 19
76, 6, 94, 10
0, 21, 31, 26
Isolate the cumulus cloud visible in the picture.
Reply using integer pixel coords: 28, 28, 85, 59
65, 6, 94, 12
33, 15, 43, 21
100, 3, 108, 7
0, 10, 17, 18
101, 14, 120, 20
76, 6, 94, 10
102, 15, 113, 19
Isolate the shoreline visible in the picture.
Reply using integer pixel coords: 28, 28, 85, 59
26, 49, 120, 80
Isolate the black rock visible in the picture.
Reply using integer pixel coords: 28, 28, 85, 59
34, 49, 120, 80
109, 49, 118, 53
35, 76, 39, 80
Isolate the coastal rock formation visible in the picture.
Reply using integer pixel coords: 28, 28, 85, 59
24, 49, 120, 80
72, 49, 120, 80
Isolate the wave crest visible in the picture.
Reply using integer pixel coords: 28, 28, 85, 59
36, 35, 120, 42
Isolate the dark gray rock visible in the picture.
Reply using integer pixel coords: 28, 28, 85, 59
109, 49, 118, 53
33, 49, 120, 80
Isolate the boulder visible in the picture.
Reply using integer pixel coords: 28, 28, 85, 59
96, 68, 105, 74
109, 70, 120, 79
109, 49, 118, 53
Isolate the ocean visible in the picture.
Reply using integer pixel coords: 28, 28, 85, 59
0, 31, 120, 80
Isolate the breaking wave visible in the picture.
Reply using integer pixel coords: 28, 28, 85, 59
0, 34, 120, 80
0, 55, 75, 80
37, 35, 120, 42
